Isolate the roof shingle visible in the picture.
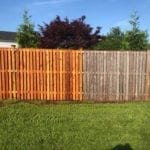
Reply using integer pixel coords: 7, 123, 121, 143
0, 31, 16, 42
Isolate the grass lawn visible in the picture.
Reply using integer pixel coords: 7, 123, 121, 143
0, 100, 150, 150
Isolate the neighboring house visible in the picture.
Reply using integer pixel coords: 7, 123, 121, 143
0, 31, 18, 48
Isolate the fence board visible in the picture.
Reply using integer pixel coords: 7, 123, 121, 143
145, 51, 150, 100
0, 48, 80, 101
83, 50, 149, 101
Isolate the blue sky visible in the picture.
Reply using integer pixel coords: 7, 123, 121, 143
0, 0, 150, 35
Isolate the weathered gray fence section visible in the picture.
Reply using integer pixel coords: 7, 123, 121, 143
83, 51, 150, 101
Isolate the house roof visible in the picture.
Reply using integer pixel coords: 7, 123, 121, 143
0, 31, 17, 42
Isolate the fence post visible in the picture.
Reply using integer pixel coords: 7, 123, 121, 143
79, 49, 83, 101
11, 47, 17, 99
145, 50, 150, 100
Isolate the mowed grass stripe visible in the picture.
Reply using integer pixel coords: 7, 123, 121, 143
0, 100, 150, 150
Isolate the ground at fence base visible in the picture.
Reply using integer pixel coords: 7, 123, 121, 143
0, 98, 150, 106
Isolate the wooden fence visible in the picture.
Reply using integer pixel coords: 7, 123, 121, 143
83, 51, 150, 101
0, 48, 150, 101
0, 48, 83, 101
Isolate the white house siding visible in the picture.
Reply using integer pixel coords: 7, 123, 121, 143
0, 41, 18, 48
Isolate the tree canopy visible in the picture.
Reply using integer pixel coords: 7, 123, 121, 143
16, 10, 39, 48
16, 11, 149, 50
93, 12, 149, 51
125, 12, 148, 50
39, 16, 101, 49
93, 27, 124, 50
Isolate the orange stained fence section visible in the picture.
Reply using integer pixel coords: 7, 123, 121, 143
0, 48, 83, 101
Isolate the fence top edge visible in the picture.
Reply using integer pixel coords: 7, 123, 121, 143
0, 48, 83, 52
83, 50, 149, 54
84, 49, 149, 52
0, 48, 149, 53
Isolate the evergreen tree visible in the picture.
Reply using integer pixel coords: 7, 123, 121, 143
93, 27, 125, 50
125, 12, 148, 50
16, 10, 39, 48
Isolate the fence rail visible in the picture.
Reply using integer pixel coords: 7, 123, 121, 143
0, 48, 150, 101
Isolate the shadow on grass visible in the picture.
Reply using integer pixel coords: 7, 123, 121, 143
0, 99, 88, 107
111, 143, 133, 150
0, 101, 4, 107
0, 99, 22, 107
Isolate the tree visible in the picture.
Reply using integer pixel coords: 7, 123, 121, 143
125, 12, 148, 50
93, 27, 125, 50
94, 12, 149, 51
39, 16, 101, 49
16, 10, 39, 48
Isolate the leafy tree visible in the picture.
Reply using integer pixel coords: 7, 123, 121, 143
39, 16, 101, 49
147, 43, 150, 49
94, 12, 149, 51
125, 12, 148, 50
16, 10, 39, 48
93, 27, 125, 50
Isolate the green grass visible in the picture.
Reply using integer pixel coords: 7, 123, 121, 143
0, 100, 150, 150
